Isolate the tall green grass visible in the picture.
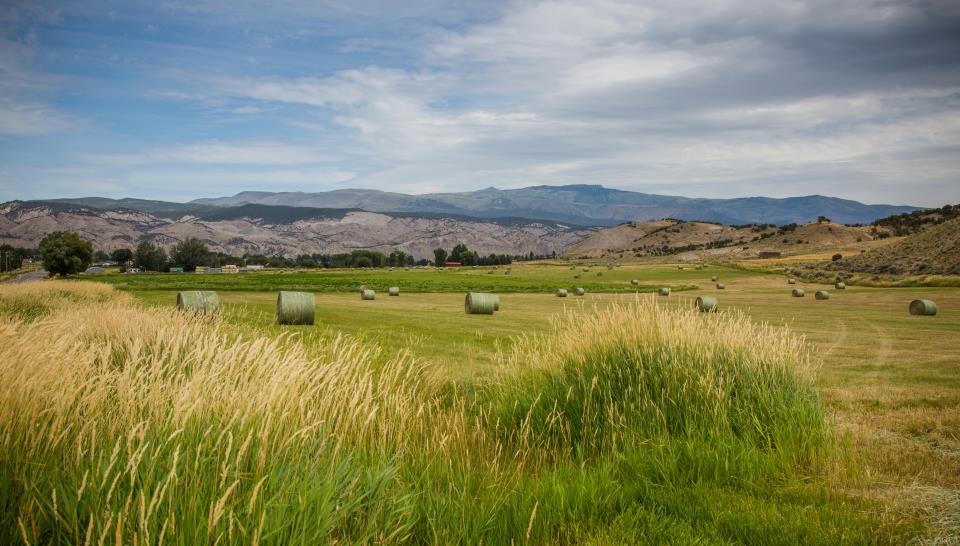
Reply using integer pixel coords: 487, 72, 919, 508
0, 282, 909, 544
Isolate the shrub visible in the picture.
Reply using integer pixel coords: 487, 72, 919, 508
832, 254, 843, 261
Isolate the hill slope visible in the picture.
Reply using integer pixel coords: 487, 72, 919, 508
565, 220, 776, 258
831, 217, 960, 275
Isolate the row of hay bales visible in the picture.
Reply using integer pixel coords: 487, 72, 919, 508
175, 287, 941, 321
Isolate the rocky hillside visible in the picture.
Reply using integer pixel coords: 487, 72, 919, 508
565, 220, 775, 258
53, 184, 919, 226
0, 201, 593, 259
829, 217, 960, 275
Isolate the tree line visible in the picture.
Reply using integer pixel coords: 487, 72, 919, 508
32, 231, 544, 276
432, 244, 518, 266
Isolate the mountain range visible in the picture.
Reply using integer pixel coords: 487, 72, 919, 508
0, 201, 589, 259
1, 185, 924, 259
45, 184, 918, 226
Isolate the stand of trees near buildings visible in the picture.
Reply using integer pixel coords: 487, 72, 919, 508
31, 232, 554, 276
0, 244, 37, 273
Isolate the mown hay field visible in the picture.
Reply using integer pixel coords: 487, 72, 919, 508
2, 263, 958, 544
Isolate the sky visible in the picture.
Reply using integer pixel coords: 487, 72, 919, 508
0, 0, 958, 206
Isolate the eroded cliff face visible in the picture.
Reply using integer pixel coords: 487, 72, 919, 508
0, 202, 593, 259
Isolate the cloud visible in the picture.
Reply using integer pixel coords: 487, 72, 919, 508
86, 141, 343, 166
0, 99, 79, 135
2, 0, 959, 205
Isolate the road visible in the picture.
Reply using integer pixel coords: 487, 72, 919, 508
0, 268, 47, 284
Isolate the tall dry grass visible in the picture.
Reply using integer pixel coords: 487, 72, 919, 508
0, 282, 432, 544
0, 283, 894, 544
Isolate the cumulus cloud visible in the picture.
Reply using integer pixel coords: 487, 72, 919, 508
180, 0, 958, 202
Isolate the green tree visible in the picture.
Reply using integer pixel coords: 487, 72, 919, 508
433, 247, 448, 266
388, 250, 408, 267
0, 245, 26, 272
170, 238, 210, 272
39, 231, 93, 277
296, 254, 318, 268
134, 241, 167, 271
94, 250, 109, 262
449, 244, 469, 263
110, 248, 133, 264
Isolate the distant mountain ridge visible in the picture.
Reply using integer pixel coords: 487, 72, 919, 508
189, 184, 919, 226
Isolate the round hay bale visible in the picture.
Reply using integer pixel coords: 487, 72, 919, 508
582, 267, 590, 272
465, 292, 497, 315
361, 289, 376, 300
276, 291, 315, 325
835, 282, 846, 290
792, 288, 805, 297
573, 287, 585, 296
570, 266, 576, 270
696, 296, 717, 312
596, 272, 603, 277
815, 290, 830, 300
788, 278, 796, 285
574, 273, 580, 279
716, 283, 725, 289
630, 279, 639, 286
909, 299, 937, 316
556, 289, 568, 298
677, 265, 684, 270
710, 276, 717, 282
388, 287, 400, 296
658, 287, 670, 296
177, 291, 220, 313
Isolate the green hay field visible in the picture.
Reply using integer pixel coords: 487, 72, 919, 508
3, 262, 957, 543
